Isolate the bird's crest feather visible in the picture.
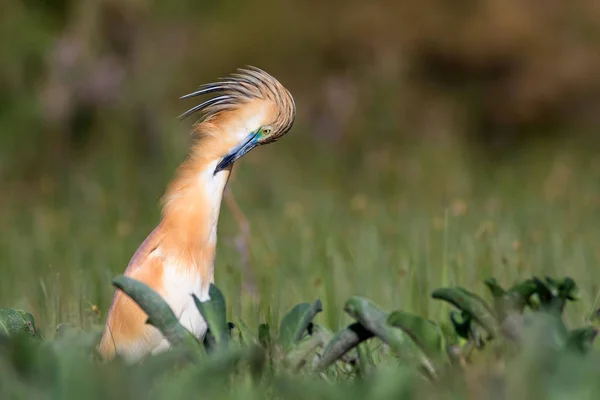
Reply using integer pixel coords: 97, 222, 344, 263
179, 66, 296, 137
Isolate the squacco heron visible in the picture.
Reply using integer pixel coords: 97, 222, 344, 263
98, 67, 296, 362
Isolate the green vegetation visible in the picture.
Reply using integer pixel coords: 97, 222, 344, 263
1, 269, 599, 399
3, 0, 600, 398
3, 121, 600, 400
3, 126, 600, 398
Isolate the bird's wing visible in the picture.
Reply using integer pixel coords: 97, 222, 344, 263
124, 224, 164, 274
104, 224, 164, 314
99, 225, 167, 362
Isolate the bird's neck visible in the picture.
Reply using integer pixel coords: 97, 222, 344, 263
159, 137, 233, 283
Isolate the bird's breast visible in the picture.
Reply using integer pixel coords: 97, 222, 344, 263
160, 259, 211, 340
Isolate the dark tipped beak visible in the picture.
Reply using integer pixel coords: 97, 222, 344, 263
214, 133, 259, 175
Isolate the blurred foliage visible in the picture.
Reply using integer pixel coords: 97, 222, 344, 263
0, 275, 598, 399
2, 1, 600, 397
2, 0, 600, 179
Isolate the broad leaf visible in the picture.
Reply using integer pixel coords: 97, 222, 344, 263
278, 299, 323, 352
387, 311, 448, 363
112, 275, 193, 348
503, 279, 538, 315
203, 323, 235, 353
344, 297, 436, 377
431, 287, 500, 339
529, 277, 578, 314
450, 311, 485, 348
0, 308, 39, 338
316, 322, 373, 371
565, 327, 598, 355
484, 278, 505, 297
557, 277, 580, 301
193, 284, 229, 349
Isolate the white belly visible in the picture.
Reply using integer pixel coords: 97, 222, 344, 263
152, 266, 211, 355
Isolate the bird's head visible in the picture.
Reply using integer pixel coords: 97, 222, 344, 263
179, 66, 296, 175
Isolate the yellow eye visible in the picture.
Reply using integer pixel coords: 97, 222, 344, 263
262, 126, 273, 137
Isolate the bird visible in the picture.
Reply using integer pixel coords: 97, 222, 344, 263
97, 66, 296, 363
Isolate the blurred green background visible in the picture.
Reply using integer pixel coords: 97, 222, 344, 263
1, 0, 600, 336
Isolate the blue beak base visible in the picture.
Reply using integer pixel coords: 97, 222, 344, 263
214, 133, 259, 175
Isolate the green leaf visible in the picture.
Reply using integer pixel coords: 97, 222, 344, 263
308, 323, 334, 342
484, 278, 510, 320
258, 323, 273, 371
533, 277, 559, 310
316, 322, 373, 371
356, 342, 375, 377
0, 308, 39, 338
258, 323, 271, 349
530, 277, 578, 314
0, 333, 55, 383
450, 311, 485, 348
278, 299, 323, 352
112, 275, 193, 348
134, 344, 197, 380
450, 311, 470, 340
387, 311, 448, 363
485, 278, 538, 322
431, 287, 500, 339
565, 326, 598, 355
204, 322, 234, 351
484, 278, 505, 298
283, 334, 324, 371
556, 277, 580, 301
503, 278, 538, 315
237, 319, 259, 347
284, 323, 334, 371
193, 284, 229, 350
344, 297, 436, 377
309, 323, 358, 367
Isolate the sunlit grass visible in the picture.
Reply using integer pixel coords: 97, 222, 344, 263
1, 133, 599, 340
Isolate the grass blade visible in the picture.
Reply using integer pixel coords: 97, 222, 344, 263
283, 334, 324, 371
236, 319, 258, 347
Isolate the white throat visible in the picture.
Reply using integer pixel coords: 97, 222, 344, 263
199, 159, 231, 245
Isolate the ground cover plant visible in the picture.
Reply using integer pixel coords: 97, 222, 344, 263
2, 136, 600, 399
0, 270, 599, 399
3, 1, 600, 398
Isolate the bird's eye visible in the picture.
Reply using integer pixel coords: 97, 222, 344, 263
261, 126, 273, 137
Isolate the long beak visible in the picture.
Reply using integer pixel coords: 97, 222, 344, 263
214, 132, 259, 175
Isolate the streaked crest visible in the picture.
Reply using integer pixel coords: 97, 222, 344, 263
179, 66, 296, 138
